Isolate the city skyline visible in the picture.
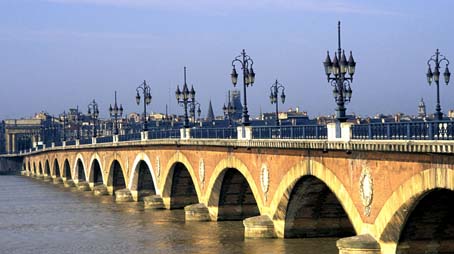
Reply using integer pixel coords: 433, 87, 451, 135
1, 0, 453, 119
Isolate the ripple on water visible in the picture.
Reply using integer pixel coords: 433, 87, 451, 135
0, 176, 339, 254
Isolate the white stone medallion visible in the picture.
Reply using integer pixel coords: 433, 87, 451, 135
359, 164, 373, 217
260, 164, 270, 201
199, 159, 205, 188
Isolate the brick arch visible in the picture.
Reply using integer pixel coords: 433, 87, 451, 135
38, 161, 43, 175
106, 158, 128, 189
269, 159, 362, 238
62, 158, 72, 179
44, 159, 51, 176
161, 152, 201, 208
73, 153, 87, 182
88, 153, 104, 184
128, 152, 159, 197
52, 158, 61, 177
205, 156, 263, 220
375, 168, 454, 254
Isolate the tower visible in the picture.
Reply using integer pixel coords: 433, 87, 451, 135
230, 90, 243, 120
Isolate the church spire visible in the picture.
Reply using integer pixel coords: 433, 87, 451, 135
206, 100, 215, 122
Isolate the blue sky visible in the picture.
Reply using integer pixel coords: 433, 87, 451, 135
0, 0, 453, 119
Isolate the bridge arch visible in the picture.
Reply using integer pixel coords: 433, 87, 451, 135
162, 152, 201, 209
106, 159, 127, 193
38, 161, 43, 175
128, 152, 158, 201
44, 160, 51, 176
33, 162, 37, 175
376, 168, 454, 253
63, 159, 72, 180
73, 153, 87, 182
206, 156, 263, 220
88, 153, 104, 185
52, 158, 60, 177
269, 159, 362, 238
27, 161, 31, 173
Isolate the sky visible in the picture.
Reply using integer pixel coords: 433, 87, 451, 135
0, 0, 453, 120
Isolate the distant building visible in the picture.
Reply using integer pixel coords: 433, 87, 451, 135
229, 90, 243, 120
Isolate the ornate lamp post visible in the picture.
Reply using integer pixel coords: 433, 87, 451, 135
269, 80, 286, 126
323, 21, 356, 122
87, 99, 99, 137
223, 91, 237, 127
190, 100, 201, 123
426, 49, 450, 120
75, 105, 81, 140
136, 80, 152, 131
62, 111, 67, 142
175, 67, 196, 128
109, 91, 124, 135
231, 49, 255, 126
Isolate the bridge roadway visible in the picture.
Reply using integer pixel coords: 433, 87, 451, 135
15, 137, 454, 254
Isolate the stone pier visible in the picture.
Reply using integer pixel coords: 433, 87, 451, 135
184, 203, 210, 221
243, 215, 276, 238
115, 188, 133, 202
336, 234, 381, 254
93, 185, 109, 196
143, 195, 164, 209
77, 181, 91, 191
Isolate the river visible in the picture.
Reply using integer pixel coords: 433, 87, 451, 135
0, 175, 339, 254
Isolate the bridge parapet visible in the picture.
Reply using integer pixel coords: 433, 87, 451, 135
10, 137, 454, 157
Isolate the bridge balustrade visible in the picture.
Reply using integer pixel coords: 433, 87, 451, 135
352, 121, 454, 140
118, 133, 141, 142
252, 125, 327, 139
147, 129, 180, 139
65, 140, 76, 146
79, 138, 92, 145
191, 127, 237, 139
96, 136, 113, 144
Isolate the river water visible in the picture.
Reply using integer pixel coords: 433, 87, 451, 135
0, 176, 339, 254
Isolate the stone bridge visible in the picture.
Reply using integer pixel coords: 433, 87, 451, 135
18, 138, 454, 254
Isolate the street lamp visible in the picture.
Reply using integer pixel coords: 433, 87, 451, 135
136, 80, 152, 131
269, 80, 286, 126
75, 105, 81, 140
190, 100, 201, 123
109, 91, 124, 135
175, 66, 196, 128
323, 21, 356, 122
87, 99, 99, 137
426, 49, 450, 120
223, 91, 236, 127
62, 111, 67, 142
231, 49, 255, 126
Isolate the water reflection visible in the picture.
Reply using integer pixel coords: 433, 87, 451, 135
0, 176, 338, 254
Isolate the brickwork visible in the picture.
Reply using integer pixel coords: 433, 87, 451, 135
21, 139, 454, 253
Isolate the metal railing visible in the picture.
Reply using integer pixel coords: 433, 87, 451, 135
66, 140, 76, 146
96, 136, 113, 143
191, 127, 237, 139
352, 121, 454, 140
148, 129, 180, 139
118, 133, 141, 142
15, 121, 454, 156
252, 125, 327, 139
79, 138, 92, 145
